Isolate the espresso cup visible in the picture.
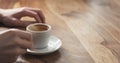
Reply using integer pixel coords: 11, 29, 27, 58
26, 23, 51, 49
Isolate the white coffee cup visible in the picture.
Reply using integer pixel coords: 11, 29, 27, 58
26, 23, 51, 49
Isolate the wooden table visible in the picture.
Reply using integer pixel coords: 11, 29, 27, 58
0, 0, 120, 63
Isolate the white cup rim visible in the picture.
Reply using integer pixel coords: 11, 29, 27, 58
26, 23, 51, 33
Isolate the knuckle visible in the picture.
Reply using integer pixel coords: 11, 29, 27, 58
22, 7, 28, 10
21, 7, 28, 12
9, 29, 18, 32
6, 29, 17, 34
13, 38, 19, 45
37, 9, 42, 12
33, 13, 38, 16
39, 10, 42, 12
7, 29, 18, 35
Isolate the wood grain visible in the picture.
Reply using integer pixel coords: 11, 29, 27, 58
0, 0, 120, 63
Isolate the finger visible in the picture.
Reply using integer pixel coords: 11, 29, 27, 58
2, 46, 26, 55
13, 36, 33, 49
16, 47, 27, 54
34, 10, 45, 23
2, 42, 28, 55
2, 16, 14, 27
26, 8, 45, 23
19, 10, 42, 23
9, 47, 27, 55
2, 17, 27, 27
4, 17, 36, 27
11, 18, 36, 27
9, 29, 32, 41
18, 21, 36, 27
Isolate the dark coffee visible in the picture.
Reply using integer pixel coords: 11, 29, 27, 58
30, 25, 49, 31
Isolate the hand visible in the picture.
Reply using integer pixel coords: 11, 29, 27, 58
0, 29, 33, 63
0, 7, 45, 27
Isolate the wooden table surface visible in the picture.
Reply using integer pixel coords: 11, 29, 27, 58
0, 0, 120, 63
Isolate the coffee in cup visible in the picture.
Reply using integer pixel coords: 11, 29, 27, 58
26, 23, 51, 49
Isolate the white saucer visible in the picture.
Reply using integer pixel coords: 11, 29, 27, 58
27, 36, 62, 55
